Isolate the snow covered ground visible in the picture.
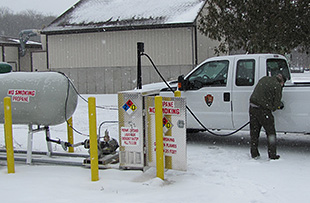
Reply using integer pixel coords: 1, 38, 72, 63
1, 94, 310, 203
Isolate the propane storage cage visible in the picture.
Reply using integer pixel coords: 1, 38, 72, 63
118, 90, 187, 171
0, 71, 78, 126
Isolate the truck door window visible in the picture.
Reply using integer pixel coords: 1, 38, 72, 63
187, 60, 229, 90
236, 59, 255, 86
267, 59, 291, 80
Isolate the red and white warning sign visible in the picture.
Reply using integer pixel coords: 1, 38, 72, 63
7, 89, 36, 103
163, 136, 177, 155
154, 136, 178, 155
146, 96, 187, 171
148, 101, 180, 115
120, 127, 140, 146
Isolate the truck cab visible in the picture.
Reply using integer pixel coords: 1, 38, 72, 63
162, 54, 310, 133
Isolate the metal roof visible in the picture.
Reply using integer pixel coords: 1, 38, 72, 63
42, 0, 206, 34
0, 36, 41, 47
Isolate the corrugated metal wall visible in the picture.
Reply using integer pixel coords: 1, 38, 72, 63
56, 64, 191, 94
48, 27, 194, 68
1, 44, 43, 72
2, 46, 19, 71
47, 27, 196, 93
32, 51, 47, 71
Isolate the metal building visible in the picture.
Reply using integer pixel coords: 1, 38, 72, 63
41, 0, 220, 94
0, 36, 42, 72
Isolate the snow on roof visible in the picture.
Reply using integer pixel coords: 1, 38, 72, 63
43, 0, 206, 32
0, 36, 41, 46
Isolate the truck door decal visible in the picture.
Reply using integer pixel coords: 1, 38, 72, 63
205, 94, 214, 107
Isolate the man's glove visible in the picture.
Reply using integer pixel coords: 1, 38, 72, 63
278, 102, 284, 110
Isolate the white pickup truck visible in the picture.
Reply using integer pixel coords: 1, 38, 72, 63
158, 54, 310, 134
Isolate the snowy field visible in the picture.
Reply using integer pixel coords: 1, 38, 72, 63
1, 94, 310, 203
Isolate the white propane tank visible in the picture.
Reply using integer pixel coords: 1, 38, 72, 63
0, 71, 78, 126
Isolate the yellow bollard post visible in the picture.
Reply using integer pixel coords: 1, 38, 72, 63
155, 96, 164, 180
174, 90, 181, 97
4, 97, 15, 174
67, 117, 74, 153
88, 97, 99, 181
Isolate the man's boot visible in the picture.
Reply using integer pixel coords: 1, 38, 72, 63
250, 146, 260, 159
268, 134, 280, 159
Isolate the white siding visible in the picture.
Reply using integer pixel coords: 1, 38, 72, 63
32, 52, 47, 71
4, 46, 19, 71
48, 27, 194, 69
4, 46, 18, 62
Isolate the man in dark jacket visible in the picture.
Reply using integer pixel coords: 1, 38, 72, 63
249, 73, 286, 160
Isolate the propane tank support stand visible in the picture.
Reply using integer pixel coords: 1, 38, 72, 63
26, 125, 52, 164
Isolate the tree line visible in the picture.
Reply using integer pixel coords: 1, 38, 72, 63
0, 7, 56, 41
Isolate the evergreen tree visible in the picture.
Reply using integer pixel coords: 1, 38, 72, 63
199, 0, 309, 55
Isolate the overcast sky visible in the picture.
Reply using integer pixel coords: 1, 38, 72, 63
0, 0, 79, 16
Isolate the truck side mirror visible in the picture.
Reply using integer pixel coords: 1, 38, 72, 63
178, 75, 185, 90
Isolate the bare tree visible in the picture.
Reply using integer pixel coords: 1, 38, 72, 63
0, 7, 56, 41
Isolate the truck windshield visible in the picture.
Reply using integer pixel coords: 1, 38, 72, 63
187, 60, 229, 89
267, 59, 291, 80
